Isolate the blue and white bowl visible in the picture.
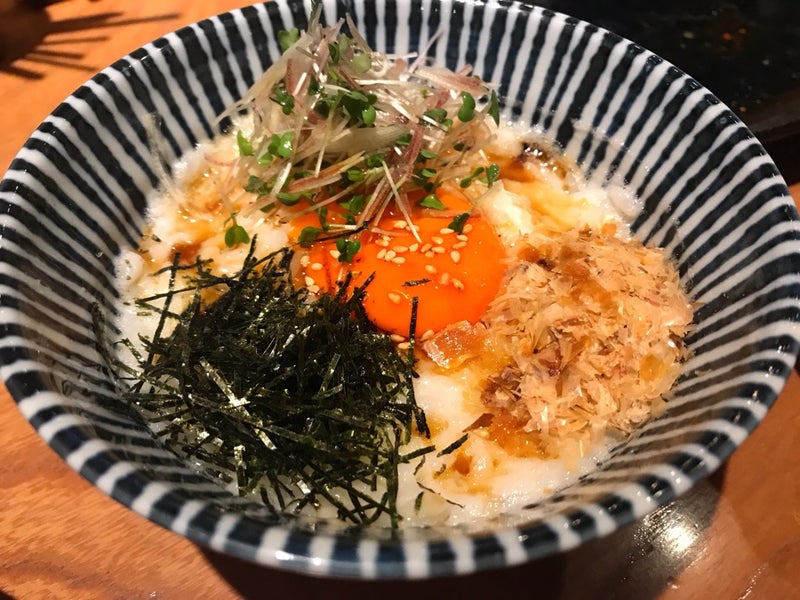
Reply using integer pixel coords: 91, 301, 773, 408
1, 0, 798, 579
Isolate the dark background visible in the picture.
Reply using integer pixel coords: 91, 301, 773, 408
530, 0, 800, 183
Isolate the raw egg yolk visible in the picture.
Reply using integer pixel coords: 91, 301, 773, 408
290, 189, 506, 336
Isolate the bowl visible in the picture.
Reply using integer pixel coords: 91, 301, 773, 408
1, 0, 798, 579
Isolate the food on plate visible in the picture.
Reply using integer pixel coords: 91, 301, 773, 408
106, 12, 694, 527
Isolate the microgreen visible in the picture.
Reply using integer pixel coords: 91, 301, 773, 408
413, 166, 439, 192
275, 191, 304, 206
361, 105, 377, 125
459, 163, 500, 188
278, 27, 300, 52
417, 149, 438, 161
339, 90, 379, 126
316, 206, 330, 231
423, 107, 448, 124
458, 92, 476, 122
224, 223, 250, 247
460, 166, 484, 188
336, 237, 362, 262
236, 131, 253, 156
485, 162, 500, 186
351, 51, 372, 73
267, 132, 294, 159
328, 40, 341, 65
313, 93, 336, 118
448, 212, 470, 233
346, 167, 366, 183
244, 175, 270, 197
394, 132, 412, 147
488, 90, 500, 125
337, 33, 351, 53
339, 194, 367, 214
298, 226, 322, 247
418, 194, 446, 210
340, 193, 367, 225
271, 84, 295, 115
365, 153, 386, 169
419, 167, 436, 179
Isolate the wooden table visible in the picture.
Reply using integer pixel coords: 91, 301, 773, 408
1, 1, 798, 598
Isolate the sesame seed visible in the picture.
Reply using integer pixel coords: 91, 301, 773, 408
463, 223, 473, 233
439, 227, 454, 235
393, 245, 409, 253
310, 262, 324, 271
397, 342, 410, 351
452, 278, 465, 290
456, 234, 468, 242
308, 284, 321, 294
439, 272, 450, 285
432, 246, 446, 254
420, 243, 432, 253
393, 220, 407, 229
330, 250, 340, 259
384, 250, 397, 261
432, 236, 444, 245
412, 224, 421, 231
452, 241, 467, 249
421, 329, 435, 341
376, 248, 387, 260
392, 256, 406, 264
424, 251, 435, 258
390, 334, 406, 343
450, 250, 462, 264
304, 275, 316, 287
300, 254, 311, 267
409, 243, 419, 252
424, 264, 437, 274
387, 292, 402, 304
377, 238, 390, 247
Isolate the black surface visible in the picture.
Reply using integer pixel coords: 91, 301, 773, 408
529, 0, 800, 183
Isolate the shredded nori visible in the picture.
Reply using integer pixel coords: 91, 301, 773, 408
436, 433, 469, 457
101, 244, 430, 528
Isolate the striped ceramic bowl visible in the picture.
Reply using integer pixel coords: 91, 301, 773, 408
1, 0, 798, 579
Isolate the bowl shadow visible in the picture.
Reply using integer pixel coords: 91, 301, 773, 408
200, 467, 726, 599
0, 0, 178, 79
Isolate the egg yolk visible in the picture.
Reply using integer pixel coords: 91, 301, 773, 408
290, 189, 506, 337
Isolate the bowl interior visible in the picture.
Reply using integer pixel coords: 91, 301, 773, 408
1, 0, 798, 578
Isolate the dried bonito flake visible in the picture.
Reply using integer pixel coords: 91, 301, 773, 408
480, 225, 694, 456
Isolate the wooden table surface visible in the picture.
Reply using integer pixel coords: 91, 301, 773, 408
1, 1, 799, 598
